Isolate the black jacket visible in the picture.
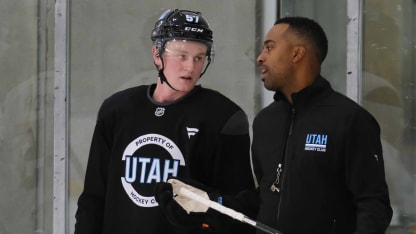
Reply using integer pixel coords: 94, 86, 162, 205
251, 77, 392, 234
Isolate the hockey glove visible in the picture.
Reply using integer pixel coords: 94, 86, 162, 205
154, 178, 219, 231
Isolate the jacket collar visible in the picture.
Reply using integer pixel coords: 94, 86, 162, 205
273, 76, 332, 106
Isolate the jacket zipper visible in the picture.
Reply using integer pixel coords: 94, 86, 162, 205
276, 107, 296, 224
270, 163, 283, 192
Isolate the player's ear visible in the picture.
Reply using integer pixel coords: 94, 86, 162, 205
292, 46, 305, 63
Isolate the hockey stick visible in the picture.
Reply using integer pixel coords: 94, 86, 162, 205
178, 187, 284, 234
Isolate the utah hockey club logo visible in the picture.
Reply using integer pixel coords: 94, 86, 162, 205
121, 134, 185, 207
304, 133, 328, 152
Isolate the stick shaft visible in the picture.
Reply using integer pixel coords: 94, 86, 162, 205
178, 187, 283, 234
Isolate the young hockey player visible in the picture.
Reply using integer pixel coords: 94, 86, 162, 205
74, 8, 256, 234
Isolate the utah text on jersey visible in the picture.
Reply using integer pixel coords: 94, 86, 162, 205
121, 133, 185, 207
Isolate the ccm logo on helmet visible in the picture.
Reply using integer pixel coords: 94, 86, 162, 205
184, 27, 204, 33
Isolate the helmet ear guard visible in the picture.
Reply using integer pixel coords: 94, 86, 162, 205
154, 40, 162, 57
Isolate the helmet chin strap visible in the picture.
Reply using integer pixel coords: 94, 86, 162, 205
200, 56, 211, 77
158, 68, 179, 91
155, 56, 179, 91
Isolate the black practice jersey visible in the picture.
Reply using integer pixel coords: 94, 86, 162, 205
75, 84, 255, 234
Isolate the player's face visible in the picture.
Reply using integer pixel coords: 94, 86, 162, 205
257, 23, 295, 92
160, 40, 208, 92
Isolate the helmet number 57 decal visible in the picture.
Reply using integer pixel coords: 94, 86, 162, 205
186, 14, 199, 23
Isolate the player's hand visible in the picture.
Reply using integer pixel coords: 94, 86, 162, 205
155, 179, 217, 230
168, 178, 211, 213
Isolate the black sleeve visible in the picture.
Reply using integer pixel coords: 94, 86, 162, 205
74, 102, 112, 234
213, 110, 259, 234
346, 109, 393, 233
215, 110, 256, 193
